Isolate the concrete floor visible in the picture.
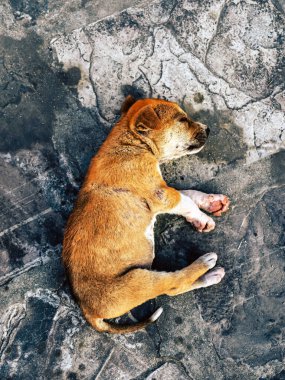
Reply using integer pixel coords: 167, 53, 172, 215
0, 0, 285, 379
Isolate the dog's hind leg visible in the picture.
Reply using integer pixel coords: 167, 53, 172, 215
81, 252, 223, 333
164, 252, 223, 296
170, 267, 225, 295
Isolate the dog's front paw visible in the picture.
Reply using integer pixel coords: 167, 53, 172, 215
186, 211, 215, 233
200, 194, 230, 216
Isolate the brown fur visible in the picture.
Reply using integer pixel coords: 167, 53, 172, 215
62, 97, 228, 333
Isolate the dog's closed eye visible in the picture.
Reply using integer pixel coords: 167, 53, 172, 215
137, 123, 150, 135
173, 112, 188, 123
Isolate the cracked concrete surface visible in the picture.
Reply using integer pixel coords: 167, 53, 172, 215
0, 0, 285, 379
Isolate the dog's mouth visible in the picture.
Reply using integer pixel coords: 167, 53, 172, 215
187, 130, 209, 152
187, 143, 205, 153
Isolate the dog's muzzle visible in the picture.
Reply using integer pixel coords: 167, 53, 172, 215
187, 126, 209, 152
196, 127, 209, 145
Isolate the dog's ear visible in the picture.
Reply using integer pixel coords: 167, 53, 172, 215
134, 105, 161, 135
121, 95, 136, 114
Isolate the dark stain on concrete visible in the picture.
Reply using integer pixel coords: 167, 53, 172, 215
9, 0, 49, 21
270, 149, 285, 186
183, 103, 248, 164
81, 0, 91, 8
57, 67, 81, 87
193, 92, 204, 103
1, 297, 57, 378
0, 33, 67, 152
121, 84, 146, 100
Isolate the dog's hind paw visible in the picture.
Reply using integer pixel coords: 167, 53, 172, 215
196, 252, 218, 269
199, 267, 225, 287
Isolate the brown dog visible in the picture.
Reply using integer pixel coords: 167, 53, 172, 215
62, 96, 230, 334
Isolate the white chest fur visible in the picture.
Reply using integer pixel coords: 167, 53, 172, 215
144, 164, 161, 255
145, 215, 157, 256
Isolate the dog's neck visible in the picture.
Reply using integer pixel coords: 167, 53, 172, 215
106, 119, 160, 158
83, 120, 162, 187
122, 130, 159, 157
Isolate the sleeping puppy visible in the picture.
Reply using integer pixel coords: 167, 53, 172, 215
62, 96, 230, 334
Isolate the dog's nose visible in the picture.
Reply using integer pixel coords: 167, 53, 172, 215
206, 127, 210, 136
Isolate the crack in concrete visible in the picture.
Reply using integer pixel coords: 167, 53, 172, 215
163, 23, 257, 111
82, 28, 113, 127
0, 303, 26, 361
155, 356, 194, 379
138, 67, 153, 97
94, 346, 116, 380
203, 0, 228, 65
0, 207, 52, 238
0, 258, 42, 287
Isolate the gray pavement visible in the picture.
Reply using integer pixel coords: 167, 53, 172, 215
0, 0, 285, 379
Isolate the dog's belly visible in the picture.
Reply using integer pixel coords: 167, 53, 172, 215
65, 189, 158, 277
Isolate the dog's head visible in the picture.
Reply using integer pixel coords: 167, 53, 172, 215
121, 96, 209, 162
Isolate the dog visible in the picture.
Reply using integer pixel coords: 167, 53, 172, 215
62, 96, 230, 334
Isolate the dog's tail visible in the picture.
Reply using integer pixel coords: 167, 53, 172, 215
83, 307, 163, 334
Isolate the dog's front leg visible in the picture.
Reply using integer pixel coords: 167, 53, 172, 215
168, 191, 215, 232
181, 190, 230, 217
